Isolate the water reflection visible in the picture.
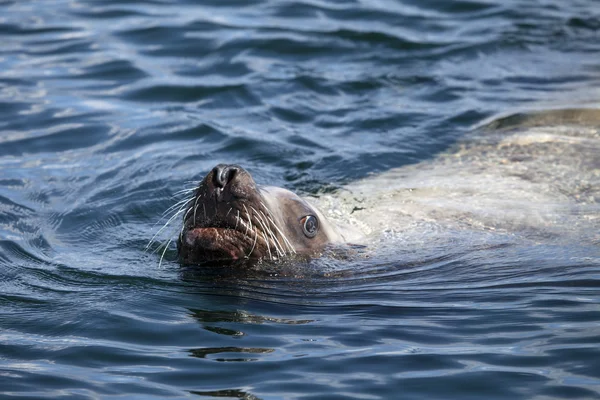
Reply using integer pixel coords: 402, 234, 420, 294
190, 308, 314, 325
190, 388, 261, 399
188, 346, 274, 362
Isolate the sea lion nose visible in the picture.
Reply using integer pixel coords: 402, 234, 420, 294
212, 164, 239, 189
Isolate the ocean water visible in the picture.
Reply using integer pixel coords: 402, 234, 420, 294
1, 0, 600, 398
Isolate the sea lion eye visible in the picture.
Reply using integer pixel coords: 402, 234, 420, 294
301, 215, 319, 238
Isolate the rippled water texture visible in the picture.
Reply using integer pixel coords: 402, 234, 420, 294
1, 0, 600, 398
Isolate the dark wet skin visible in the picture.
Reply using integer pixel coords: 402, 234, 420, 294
177, 164, 345, 265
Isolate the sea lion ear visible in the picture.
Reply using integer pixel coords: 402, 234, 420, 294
300, 215, 319, 238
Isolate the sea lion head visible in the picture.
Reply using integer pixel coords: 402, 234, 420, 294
177, 164, 345, 264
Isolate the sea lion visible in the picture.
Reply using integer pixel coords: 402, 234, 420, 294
177, 164, 345, 264
176, 108, 600, 265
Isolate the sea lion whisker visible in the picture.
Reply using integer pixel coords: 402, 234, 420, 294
263, 216, 286, 257
242, 211, 250, 236
255, 201, 286, 255
158, 237, 173, 268
147, 207, 187, 250
241, 205, 258, 259
273, 224, 295, 254
182, 180, 202, 187
192, 193, 202, 224
257, 201, 293, 252
161, 197, 191, 218
173, 186, 195, 193
259, 201, 274, 219
261, 231, 273, 260
243, 204, 253, 233
171, 187, 196, 198
235, 210, 240, 230
148, 196, 192, 243
268, 230, 285, 257
178, 205, 195, 242
151, 227, 180, 256
268, 223, 285, 258
253, 212, 277, 259
263, 212, 296, 254
176, 197, 194, 222
247, 226, 258, 259
252, 207, 285, 257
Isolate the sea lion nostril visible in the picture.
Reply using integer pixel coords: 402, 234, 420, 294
212, 165, 239, 188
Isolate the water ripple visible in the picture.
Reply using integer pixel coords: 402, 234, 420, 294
1, 0, 600, 398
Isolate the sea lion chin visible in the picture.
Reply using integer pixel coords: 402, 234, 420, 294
177, 164, 345, 265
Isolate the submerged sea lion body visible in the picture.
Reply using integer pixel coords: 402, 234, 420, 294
178, 108, 600, 265
318, 109, 600, 248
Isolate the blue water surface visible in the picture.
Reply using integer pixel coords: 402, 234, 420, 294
1, 0, 600, 398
